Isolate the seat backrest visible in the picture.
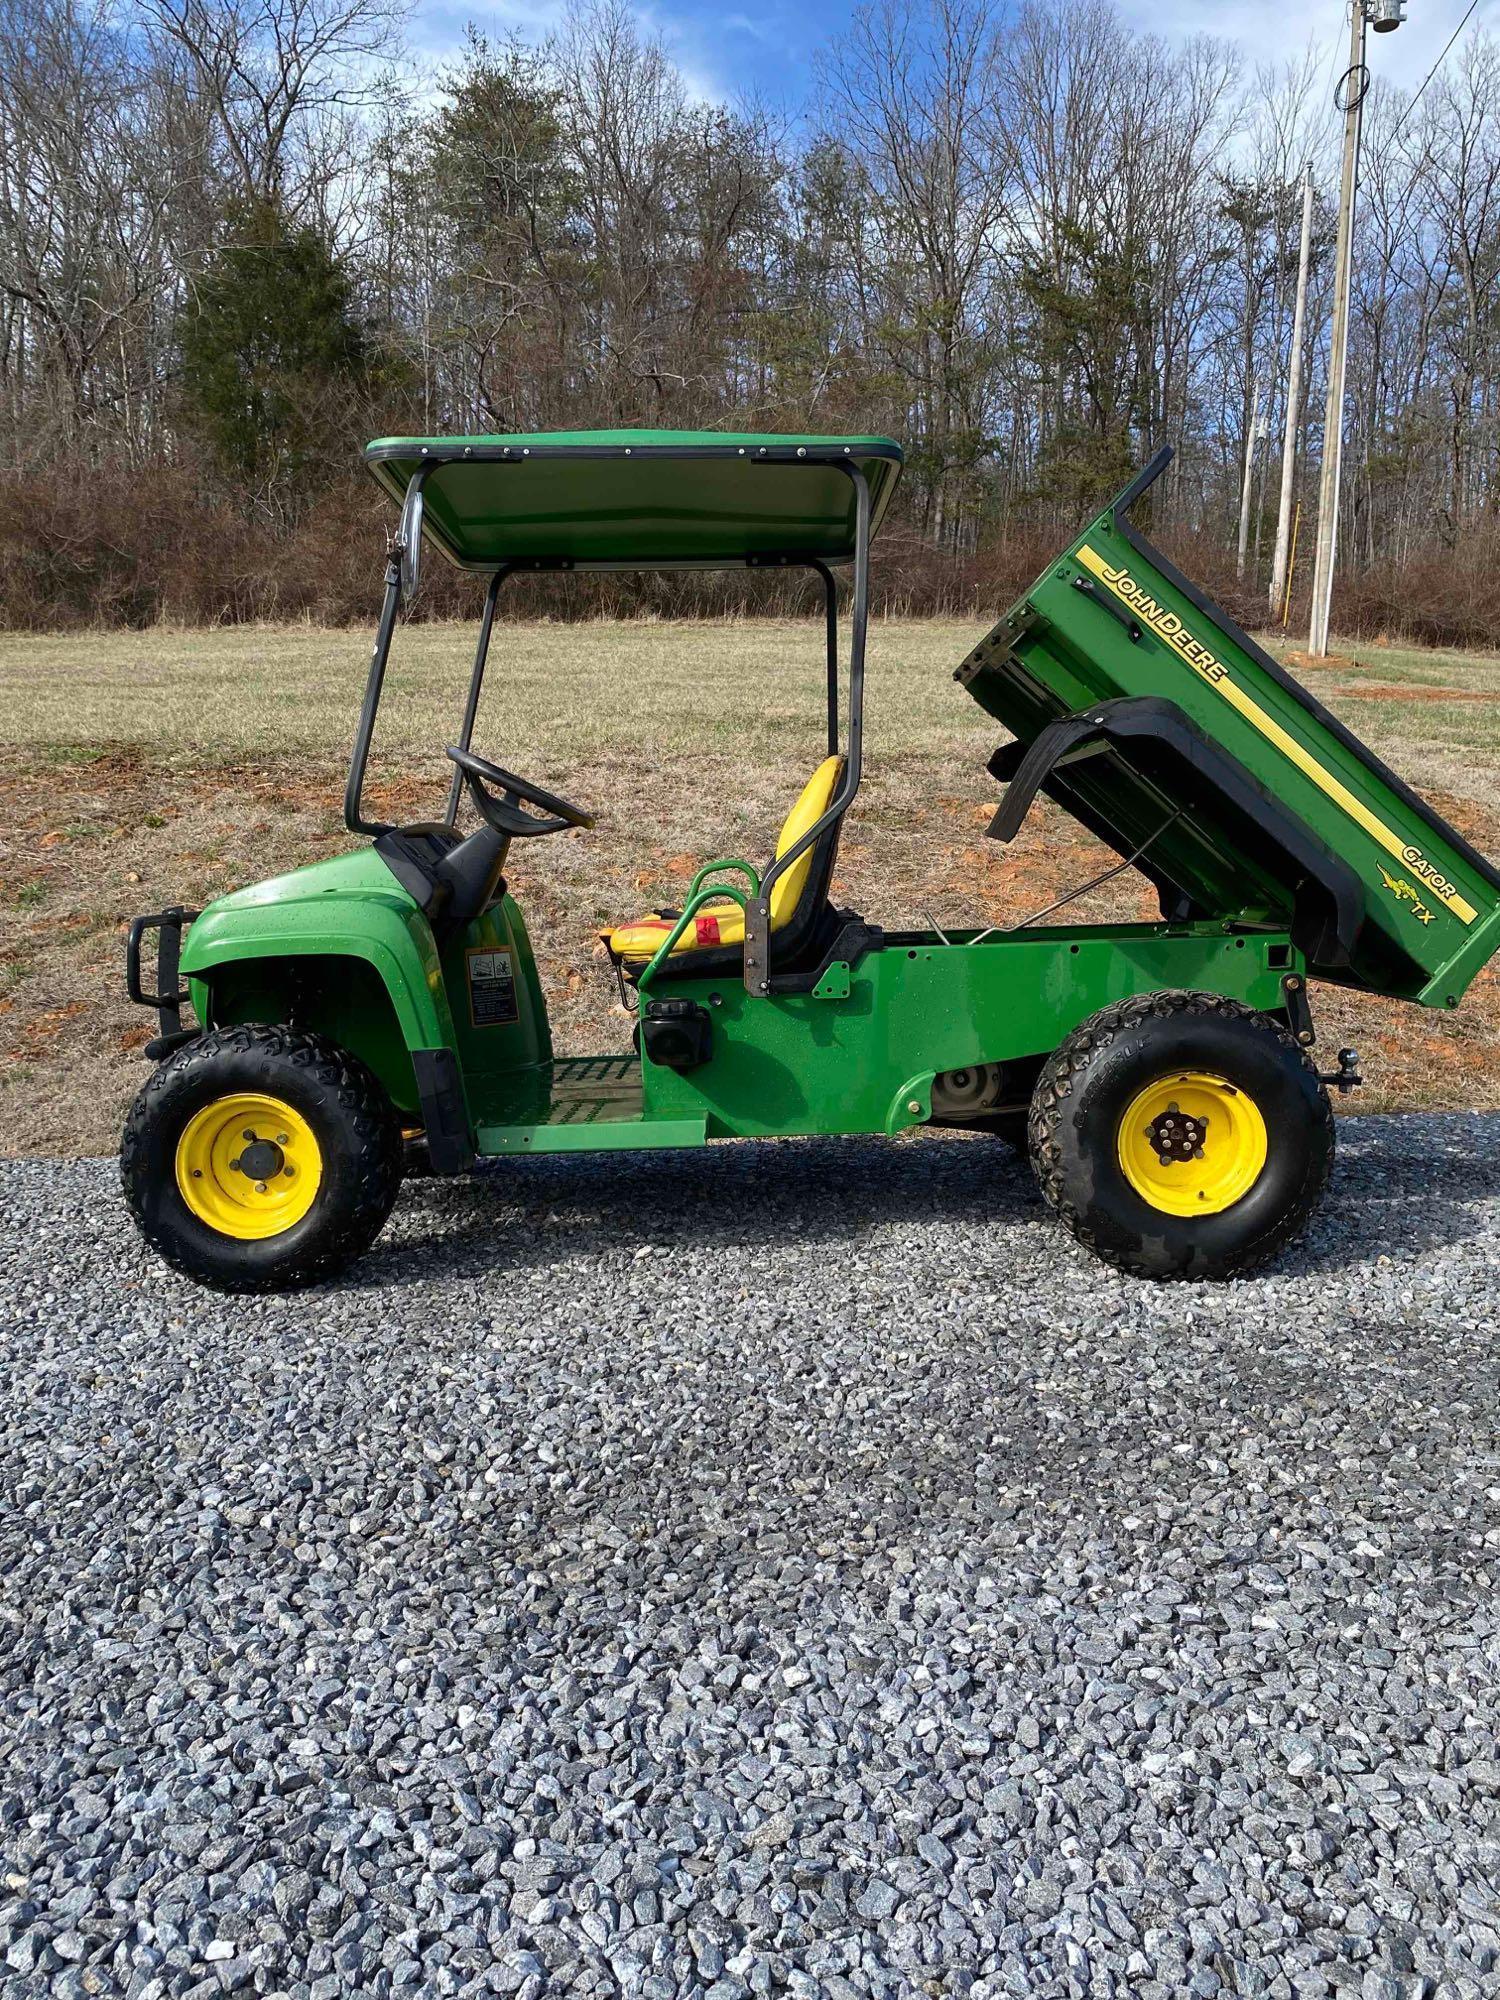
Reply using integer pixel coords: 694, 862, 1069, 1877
769, 755, 846, 931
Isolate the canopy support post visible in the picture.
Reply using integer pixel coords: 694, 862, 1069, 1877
744, 464, 871, 996
444, 567, 511, 826
345, 554, 403, 836
810, 558, 839, 755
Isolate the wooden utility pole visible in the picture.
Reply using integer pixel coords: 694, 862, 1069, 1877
1237, 373, 1263, 582
1308, 2, 1369, 657
1270, 165, 1315, 620
1307, 0, 1407, 650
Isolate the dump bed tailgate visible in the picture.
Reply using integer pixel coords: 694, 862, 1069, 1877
958, 449, 1500, 1006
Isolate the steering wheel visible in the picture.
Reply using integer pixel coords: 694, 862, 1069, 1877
445, 747, 595, 838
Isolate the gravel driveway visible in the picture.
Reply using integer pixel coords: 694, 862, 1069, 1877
3, 1114, 1499, 2000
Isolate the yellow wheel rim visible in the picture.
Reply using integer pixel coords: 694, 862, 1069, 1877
175, 1093, 323, 1241
1117, 1071, 1268, 1217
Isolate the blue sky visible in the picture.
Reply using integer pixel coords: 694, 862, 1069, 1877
408, 0, 1484, 119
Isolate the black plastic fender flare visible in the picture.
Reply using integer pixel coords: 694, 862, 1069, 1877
987, 693, 1365, 967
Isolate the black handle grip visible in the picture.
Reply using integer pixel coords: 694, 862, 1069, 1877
1071, 574, 1142, 644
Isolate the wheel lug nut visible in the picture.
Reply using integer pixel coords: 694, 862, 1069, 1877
242, 1130, 256, 1142
254, 1181, 268, 1193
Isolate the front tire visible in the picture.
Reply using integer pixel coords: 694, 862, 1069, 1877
1028, 990, 1333, 1280
121, 1025, 403, 1293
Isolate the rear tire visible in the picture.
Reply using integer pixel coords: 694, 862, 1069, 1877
1028, 990, 1333, 1280
121, 1025, 403, 1293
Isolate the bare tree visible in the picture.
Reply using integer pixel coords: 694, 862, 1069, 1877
0, 0, 179, 451
817, 0, 1007, 546
139, 0, 399, 217
6, 0, 1500, 630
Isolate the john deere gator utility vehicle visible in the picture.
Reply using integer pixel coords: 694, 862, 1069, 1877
122, 434, 1500, 1290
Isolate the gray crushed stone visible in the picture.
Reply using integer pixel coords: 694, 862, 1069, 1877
2, 1111, 1499, 2000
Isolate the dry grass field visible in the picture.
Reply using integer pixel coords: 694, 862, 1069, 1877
0, 615, 1497, 1157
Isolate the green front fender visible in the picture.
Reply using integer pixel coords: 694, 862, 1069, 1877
179, 848, 462, 1074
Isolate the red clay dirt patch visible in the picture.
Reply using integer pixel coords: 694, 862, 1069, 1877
1329, 682, 1494, 704
1282, 649, 1363, 673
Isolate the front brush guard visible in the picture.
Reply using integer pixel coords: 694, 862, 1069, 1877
125, 906, 199, 1049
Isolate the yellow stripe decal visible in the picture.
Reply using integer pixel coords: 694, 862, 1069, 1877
1075, 544, 1478, 925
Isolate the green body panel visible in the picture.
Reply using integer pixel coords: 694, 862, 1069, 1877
363, 429, 903, 570
182, 848, 584, 1131
182, 830, 1302, 1160
183, 848, 449, 1041
439, 896, 553, 1086
448, 917, 1298, 1156
636, 923, 1299, 1143
476, 1049, 707, 1156
478, 1117, 707, 1154
182, 849, 459, 1118
958, 459, 1500, 1007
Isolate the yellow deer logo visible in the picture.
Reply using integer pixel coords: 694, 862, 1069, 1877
1378, 866, 1436, 925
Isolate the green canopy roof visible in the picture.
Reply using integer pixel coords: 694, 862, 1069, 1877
364, 429, 903, 571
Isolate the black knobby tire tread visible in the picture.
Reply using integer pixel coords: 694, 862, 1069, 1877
121, 1024, 403, 1293
1027, 989, 1334, 1280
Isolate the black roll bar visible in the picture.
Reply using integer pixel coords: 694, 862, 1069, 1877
346, 457, 872, 904
345, 553, 404, 835
347, 561, 516, 837
742, 462, 870, 996
808, 558, 839, 755
444, 566, 510, 824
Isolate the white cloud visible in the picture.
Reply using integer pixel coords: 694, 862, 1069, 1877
408, 0, 1489, 112
1119, 0, 1482, 96
407, 0, 570, 63
411, 0, 762, 101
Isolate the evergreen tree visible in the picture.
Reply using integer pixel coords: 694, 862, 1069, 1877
178, 200, 373, 488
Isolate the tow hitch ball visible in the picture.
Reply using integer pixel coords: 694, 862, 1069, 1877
1316, 1048, 1363, 1093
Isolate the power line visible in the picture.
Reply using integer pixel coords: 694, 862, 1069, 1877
1389, 0, 1484, 141
1313, 14, 1352, 142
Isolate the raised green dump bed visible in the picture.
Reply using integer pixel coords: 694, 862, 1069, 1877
959, 447, 1500, 1009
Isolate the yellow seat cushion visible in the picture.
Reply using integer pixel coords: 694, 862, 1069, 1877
607, 904, 748, 961
604, 755, 844, 964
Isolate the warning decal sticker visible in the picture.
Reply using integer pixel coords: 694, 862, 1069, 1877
467, 947, 519, 1027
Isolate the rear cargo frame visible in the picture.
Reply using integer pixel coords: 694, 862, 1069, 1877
958, 446, 1500, 1008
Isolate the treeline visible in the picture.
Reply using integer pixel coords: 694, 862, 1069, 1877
2, 0, 1499, 639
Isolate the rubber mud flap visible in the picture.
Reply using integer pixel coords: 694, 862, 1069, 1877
412, 1048, 475, 1174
